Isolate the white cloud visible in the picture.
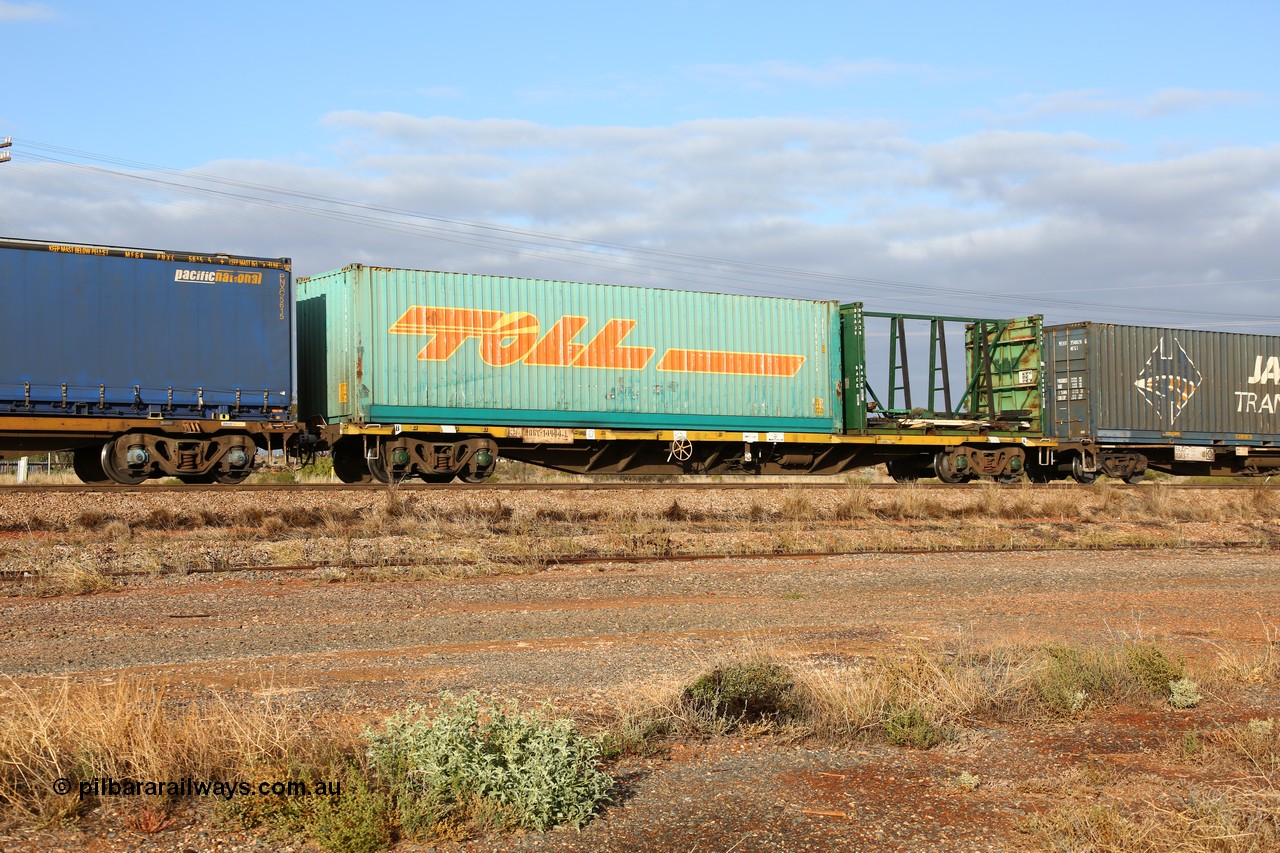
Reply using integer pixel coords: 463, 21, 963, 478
0, 1, 53, 22
986, 87, 1264, 124
6, 114, 1279, 328
1140, 87, 1261, 116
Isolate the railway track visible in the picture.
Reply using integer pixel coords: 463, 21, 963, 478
0, 479, 1272, 494
2, 540, 1271, 585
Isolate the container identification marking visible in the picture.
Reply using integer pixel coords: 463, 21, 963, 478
174, 269, 264, 285
509, 427, 575, 444
388, 306, 806, 377
1235, 355, 1280, 413
1133, 336, 1201, 425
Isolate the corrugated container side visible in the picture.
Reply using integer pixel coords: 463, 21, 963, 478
0, 239, 294, 419
298, 265, 842, 433
1045, 322, 1280, 442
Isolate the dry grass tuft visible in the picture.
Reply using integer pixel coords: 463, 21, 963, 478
1207, 622, 1280, 686
1036, 488, 1082, 520
75, 510, 112, 531
605, 637, 1246, 759
794, 646, 1019, 740
1244, 483, 1279, 517
14, 562, 118, 598
778, 491, 818, 522
877, 485, 949, 520
831, 484, 873, 520
1028, 789, 1280, 852
0, 677, 351, 829
1207, 718, 1280, 775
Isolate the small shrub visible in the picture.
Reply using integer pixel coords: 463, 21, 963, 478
365, 693, 613, 837
683, 659, 797, 726
1034, 645, 1117, 714
309, 774, 393, 853
1182, 729, 1203, 760
296, 456, 336, 482
595, 716, 671, 760
1168, 677, 1202, 709
1123, 642, 1184, 697
882, 705, 948, 749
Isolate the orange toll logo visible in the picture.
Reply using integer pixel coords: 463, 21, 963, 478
389, 306, 806, 377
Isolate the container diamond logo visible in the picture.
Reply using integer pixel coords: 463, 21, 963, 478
1133, 336, 1202, 425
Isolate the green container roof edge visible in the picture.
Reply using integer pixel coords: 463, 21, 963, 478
299, 263, 840, 306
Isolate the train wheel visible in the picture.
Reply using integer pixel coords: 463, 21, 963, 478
332, 441, 373, 484
99, 439, 148, 485
458, 448, 496, 484
933, 451, 971, 485
367, 452, 410, 485
72, 444, 112, 485
1123, 472, 1147, 485
995, 473, 1023, 484
1070, 456, 1098, 485
1024, 463, 1055, 483
214, 469, 253, 485
886, 459, 920, 484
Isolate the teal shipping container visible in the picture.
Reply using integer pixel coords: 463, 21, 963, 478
298, 265, 842, 433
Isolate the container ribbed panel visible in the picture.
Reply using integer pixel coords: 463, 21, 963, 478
299, 265, 842, 432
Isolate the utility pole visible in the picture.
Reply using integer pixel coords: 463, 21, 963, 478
0, 137, 10, 232
2, 138, 19, 481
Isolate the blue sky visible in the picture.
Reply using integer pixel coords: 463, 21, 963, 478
2, 0, 1278, 328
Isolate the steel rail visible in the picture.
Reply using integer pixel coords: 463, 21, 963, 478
0, 481, 1272, 494
2, 542, 1270, 585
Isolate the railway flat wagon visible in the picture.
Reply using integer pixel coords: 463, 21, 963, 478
298, 264, 843, 483
1042, 322, 1280, 479
0, 237, 298, 483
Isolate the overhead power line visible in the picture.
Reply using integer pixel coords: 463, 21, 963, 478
7, 138, 1278, 325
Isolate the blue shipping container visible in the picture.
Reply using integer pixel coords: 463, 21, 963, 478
0, 238, 294, 420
